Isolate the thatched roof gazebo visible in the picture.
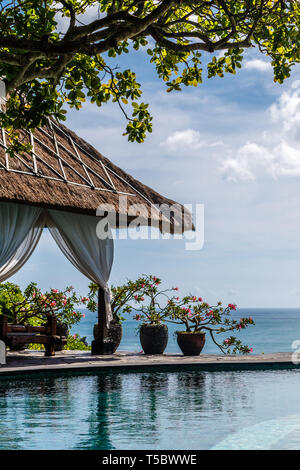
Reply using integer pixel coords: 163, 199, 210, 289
0, 119, 193, 354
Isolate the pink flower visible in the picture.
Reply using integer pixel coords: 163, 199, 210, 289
82, 314, 85, 318
50, 301, 56, 307
228, 303, 237, 310
198, 297, 203, 302
141, 297, 144, 301
141, 284, 145, 288
250, 348, 253, 353
224, 339, 230, 344
134, 295, 139, 301
51, 289, 59, 294
173, 287, 179, 291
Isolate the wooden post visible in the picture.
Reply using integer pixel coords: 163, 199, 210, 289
97, 286, 108, 341
91, 286, 110, 355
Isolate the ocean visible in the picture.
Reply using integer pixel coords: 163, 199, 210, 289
71, 308, 300, 355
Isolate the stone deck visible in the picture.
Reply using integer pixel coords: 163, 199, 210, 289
0, 350, 299, 377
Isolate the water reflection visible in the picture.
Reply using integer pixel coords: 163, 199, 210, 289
80, 374, 123, 450
0, 369, 286, 450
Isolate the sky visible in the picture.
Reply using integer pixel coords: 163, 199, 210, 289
9, 12, 300, 308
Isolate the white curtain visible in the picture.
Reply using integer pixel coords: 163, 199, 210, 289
47, 209, 114, 327
0, 202, 44, 282
0, 202, 114, 328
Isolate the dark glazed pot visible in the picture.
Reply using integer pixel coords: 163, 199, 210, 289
140, 324, 168, 355
177, 332, 206, 356
93, 320, 123, 354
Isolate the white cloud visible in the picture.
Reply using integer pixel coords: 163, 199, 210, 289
221, 82, 300, 181
244, 59, 271, 72
161, 129, 204, 149
161, 128, 224, 152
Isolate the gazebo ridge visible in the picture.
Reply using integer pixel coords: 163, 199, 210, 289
0, 119, 193, 355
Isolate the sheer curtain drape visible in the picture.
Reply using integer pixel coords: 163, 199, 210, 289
47, 209, 114, 326
0, 202, 114, 327
0, 202, 44, 282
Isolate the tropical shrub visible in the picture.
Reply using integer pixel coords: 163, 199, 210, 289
129, 274, 180, 326
0, 281, 87, 328
87, 278, 150, 323
166, 296, 255, 354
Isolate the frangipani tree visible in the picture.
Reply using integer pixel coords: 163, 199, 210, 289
166, 296, 255, 354
0, 281, 87, 327
0, 0, 299, 149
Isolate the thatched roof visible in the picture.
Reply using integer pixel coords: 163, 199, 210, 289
0, 119, 193, 233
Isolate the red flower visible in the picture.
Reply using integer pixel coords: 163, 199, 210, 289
228, 303, 237, 310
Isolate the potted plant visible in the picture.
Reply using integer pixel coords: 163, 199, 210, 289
166, 296, 255, 356
87, 278, 148, 353
131, 275, 181, 355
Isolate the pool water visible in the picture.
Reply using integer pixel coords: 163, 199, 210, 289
1, 368, 300, 450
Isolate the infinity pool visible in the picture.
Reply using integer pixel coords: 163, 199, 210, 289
0, 368, 300, 450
